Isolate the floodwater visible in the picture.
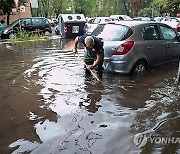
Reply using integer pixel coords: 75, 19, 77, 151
0, 38, 179, 154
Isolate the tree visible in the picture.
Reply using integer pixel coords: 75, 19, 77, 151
74, 0, 93, 16
0, 0, 27, 25
36, 0, 70, 18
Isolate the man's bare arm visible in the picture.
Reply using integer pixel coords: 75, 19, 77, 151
72, 37, 78, 54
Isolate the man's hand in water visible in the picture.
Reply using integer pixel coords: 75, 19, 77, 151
73, 48, 77, 54
86, 65, 94, 70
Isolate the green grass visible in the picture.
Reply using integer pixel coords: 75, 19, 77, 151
11, 30, 50, 42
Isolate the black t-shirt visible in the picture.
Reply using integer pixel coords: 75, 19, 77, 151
78, 35, 104, 62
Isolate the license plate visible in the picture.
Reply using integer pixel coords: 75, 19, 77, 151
72, 26, 79, 33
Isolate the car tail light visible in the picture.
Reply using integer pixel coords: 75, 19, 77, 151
108, 22, 116, 24
113, 41, 134, 55
64, 26, 67, 32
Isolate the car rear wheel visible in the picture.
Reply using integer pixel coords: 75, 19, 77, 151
9, 33, 16, 39
131, 61, 147, 76
44, 30, 50, 36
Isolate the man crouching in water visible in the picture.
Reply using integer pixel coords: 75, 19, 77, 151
73, 35, 104, 78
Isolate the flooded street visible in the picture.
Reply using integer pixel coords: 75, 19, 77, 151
0, 38, 179, 154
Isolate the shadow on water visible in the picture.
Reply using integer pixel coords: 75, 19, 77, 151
0, 39, 179, 154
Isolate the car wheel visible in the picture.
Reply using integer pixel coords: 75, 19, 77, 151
9, 33, 16, 39
131, 61, 147, 75
44, 30, 50, 36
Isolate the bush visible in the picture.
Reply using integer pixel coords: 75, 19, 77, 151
12, 29, 49, 41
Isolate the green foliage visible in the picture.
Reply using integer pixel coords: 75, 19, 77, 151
2, 0, 179, 21
0, 0, 28, 25
10, 30, 49, 42
150, 0, 180, 16
34, 0, 129, 18
0, 0, 14, 15
138, 8, 152, 17
0, 0, 28, 14
36, 0, 71, 18
138, 8, 159, 17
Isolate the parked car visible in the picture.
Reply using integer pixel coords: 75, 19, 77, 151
92, 21, 180, 75
153, 17, 165, 22
48, 19, 55, 27
161, 17, 180, 32
110, 15, 133, 20
1, 17, 52, 39
54, 25, 60, 35
85, 17, 118, 35
133, 17, 151, 21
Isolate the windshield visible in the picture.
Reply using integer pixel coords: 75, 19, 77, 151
93, 18, 101, 24
5, 19, 20, 30
92, 24, 132, 41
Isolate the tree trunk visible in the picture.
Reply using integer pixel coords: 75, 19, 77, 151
7, 12, 11, 26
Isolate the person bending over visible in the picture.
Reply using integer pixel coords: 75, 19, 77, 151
73, 35, 104, 78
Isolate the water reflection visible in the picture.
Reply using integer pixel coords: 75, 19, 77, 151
0, 40, 179, 153
131, 76, 180, 153
79, 80, 103, 113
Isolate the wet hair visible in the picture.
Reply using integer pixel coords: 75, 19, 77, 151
85, 36, 94, 47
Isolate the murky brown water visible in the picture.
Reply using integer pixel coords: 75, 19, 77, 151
0, 38, 179, 154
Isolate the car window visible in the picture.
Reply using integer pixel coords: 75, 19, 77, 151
159, 26, 176, 40
119, 17, 124, 20
92, 24, 131, 41
6, 20, 19, 28
141, 25, 159, 40
88, 18, 95, 24
44, 19, 50, 24
93, 18, 101, 24
21, 19, 31, 26
104, 18, 116, 22
32, 18, 43, 25
164, 18, 170, 21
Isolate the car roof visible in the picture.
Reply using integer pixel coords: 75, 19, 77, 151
110, 15, 132, 19
100, 20, 160, 27
94, 17, 116, 19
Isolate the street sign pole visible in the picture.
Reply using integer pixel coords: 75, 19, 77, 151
13, 0, 21, 33
18, 7, 21, 32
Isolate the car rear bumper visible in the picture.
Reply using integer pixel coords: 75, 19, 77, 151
103, 57, 131, 73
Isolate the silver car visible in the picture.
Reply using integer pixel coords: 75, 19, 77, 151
85, 17, 118, 35
92, 21, 180, 75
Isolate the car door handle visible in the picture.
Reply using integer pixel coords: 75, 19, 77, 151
147, 46, 152, 49
112, 47, 116, 50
